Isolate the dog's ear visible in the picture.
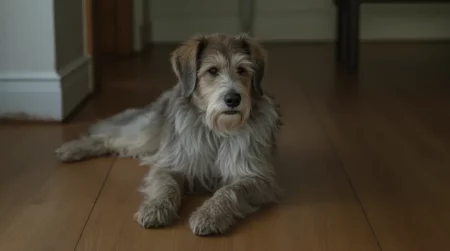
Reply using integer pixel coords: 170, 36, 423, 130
237, 33, 267, 97
170, 34, 207, 97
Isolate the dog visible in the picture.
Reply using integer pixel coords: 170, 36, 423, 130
55, 33, 282, 236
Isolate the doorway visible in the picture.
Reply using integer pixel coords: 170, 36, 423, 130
85, 0, 134, 95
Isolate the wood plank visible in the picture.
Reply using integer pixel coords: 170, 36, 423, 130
300, 42, 450, 251
74, 66, 380, 250
0, 123, 114, 251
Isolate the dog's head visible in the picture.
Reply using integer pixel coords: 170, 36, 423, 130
170, 33, 267, 133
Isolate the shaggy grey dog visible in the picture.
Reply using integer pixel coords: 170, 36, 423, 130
55, 33, 282, 236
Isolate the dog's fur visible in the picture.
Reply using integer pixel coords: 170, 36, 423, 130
55, 33, 282, 236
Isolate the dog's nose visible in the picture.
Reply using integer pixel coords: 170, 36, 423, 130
224, 92, 241, 108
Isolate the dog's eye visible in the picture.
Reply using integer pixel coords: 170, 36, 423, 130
237, 67, 246, 75
207, 67, 219, 75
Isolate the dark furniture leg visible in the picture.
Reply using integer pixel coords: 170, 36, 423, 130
336, 1, 349, 63
335, 0, 450, 73
336, 2, 343, 61
347, 1, 360, 72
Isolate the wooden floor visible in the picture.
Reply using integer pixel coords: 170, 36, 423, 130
1, 42, 450, 251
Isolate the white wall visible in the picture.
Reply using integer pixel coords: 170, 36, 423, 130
133, 0, 152, 51
54, 0, 85, 69
0, 0, 92, 121
133, 0, 144, 51
150, 0, 240, 42
148, 0, 450, 42
53, 0, 91, 119
0, 0, 56, 74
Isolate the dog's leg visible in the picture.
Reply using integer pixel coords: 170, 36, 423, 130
189, 177, 279, 236
55, 136, 111, 163
135, 167, 183, 228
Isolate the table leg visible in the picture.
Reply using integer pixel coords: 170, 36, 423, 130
336, 2, 349, 62
347, 1, 360, 72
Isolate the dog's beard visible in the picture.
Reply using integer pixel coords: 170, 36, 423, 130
207, 109, 249, 133
215, 113, 242, 132
204, 92, 251, 134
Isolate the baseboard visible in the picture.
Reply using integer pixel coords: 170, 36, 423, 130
0, 80, 62, 121
0, 56, 92, 121
60, 56, 92, 119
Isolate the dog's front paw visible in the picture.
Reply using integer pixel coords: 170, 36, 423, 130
135, 200, 178, 228
189, 206, 236, 236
